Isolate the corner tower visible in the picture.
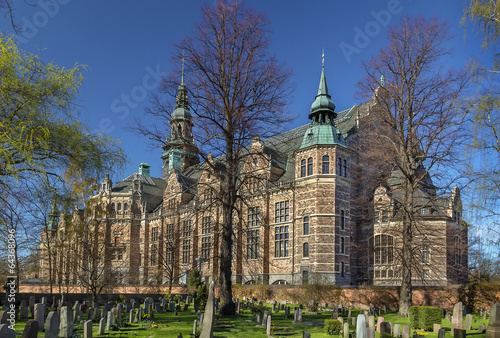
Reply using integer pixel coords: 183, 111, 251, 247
161, 62, 200, 178
293, 56, 351, 285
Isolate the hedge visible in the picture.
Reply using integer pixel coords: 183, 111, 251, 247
324, 319, 341, 335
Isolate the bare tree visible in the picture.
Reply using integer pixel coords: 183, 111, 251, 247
357, 16, 469, 316
135, 0, 293, 315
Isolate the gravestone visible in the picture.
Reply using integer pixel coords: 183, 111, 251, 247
453, 329, 466, 338
106, 310, 114, 330
130, 309, 134, 323
59, 306, 74, 338
303, 331, 311, 338
356, 314, 366, 338
338, 316, 344, 327
376, 316, 385, 333
263, 311, 268, 327
433, 323, 442, 333
298, 308, 302, 321
486, 303, 500, 338
402, 325, 411, 338
394, 323, 401, 337
294, 308, 299, 323
93, 307, 99, 320
169, 301, 176, 312
28, 296, 35, 316
380, 322, 391, 336
464, 313, 473, 330
183, 304, 189, 312
84, 320, 92, 338
194, 302, 199, 312
438, 328, 446, 338
0, 311, 8, 324
98, 318, 105, 335
45, 311, 59, 338
478, 322, 486, 333
266, 315, 272, 335
34, 303, 45, 331
256, 313, 261, 325
343, 322, 349, 338
200, 281, 215, 338
366, 326, 375, 338
41, 297, 47, 306
193, 319, 198, 336
352, 317, 356, 325
0, 324, 15, 338
21, 320, 38, 338
332, 308, 339, 319
368, 315, 375, 327
452, 302, 463, 336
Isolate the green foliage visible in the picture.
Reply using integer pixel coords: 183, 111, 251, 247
250, 303, 269, 317
118, 294, 126, 303
324, 319, 341, 335
187, 269, 207, 308
409, 306, 419, 329
463, 0, 500, 48
409, 306, 441, 331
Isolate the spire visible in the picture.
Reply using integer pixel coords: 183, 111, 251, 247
309, 51, 336, 121
181, 52, 185, 86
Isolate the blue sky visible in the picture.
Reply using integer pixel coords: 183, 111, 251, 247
1, 0, 485, 180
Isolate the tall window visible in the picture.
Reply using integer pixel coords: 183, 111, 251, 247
275, 225, 289, 257
340, 210, 345, 230
422, 245, 430, 264
322, 155, 330, 174
343, 159, 347, 177
150, 244, 158, 265
151, 226, 159, 242
111, 203, 116, 212
117, 203, 121, 211
182, 220, 192, 237
303, 242, 309, 257
374, 234, 394, 265
340, 237, 345, 254
166, 223, 175, 242
307, 157, 313, 175
248, 207, 260, 227
201, 236, 211, 260
124, 203, 128, 211
382, 210, 388, 223
202, 216, 212, 234
302, 270, 309, 285
454, 236, 462, 266
374, 211, 380, 224
247, 230, 260, 259
182, 239, 190, 264
341, 261, 345, 277
275, 201, 290, 223
300, 159, 306, 177
303, 216, 309, 235
337, 156, 343, 176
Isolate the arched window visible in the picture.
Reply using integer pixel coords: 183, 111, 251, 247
307, 157, 313, 175
111, 203, 115, 212
300, 159, 306, 177
322, 155, 330, 174
303, 242, 309, 257
303, 216, 309, 235
124, 203, 128, 211
117, 203, 121, 211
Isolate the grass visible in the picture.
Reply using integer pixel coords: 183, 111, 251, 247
10, 303, 490, 337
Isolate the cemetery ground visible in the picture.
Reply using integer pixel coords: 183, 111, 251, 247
7, 301, 493, 338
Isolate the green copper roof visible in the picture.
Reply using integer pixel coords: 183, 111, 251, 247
172, 62, 192, 120
299, 123, 345, 149
309, 66, 336, 119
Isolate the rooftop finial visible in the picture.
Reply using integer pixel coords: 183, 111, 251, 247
181, 51, 185, 85
322, 48, 325, 68
380, 74, 385, 87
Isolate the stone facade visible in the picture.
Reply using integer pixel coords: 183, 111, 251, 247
39, 65, 467, 287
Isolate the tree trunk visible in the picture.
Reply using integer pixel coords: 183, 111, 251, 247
399, 181, 414, 317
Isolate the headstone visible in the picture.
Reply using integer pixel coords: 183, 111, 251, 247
34, 303, 45, 331
339, 316, 344, 327
183, 304, 189, 312
0, 324, 15, 338
377, 316, 385, 333
84, 320, 92, 338
303, 331, 311, 338
266, 315, 272, 335
106, 310, 114, 330
194, 302, 199, 312
453, 329, 466, 338
169, 301, 176, 312
45, 311, 59, 338
29, 296, 36, 316
478, 323, 486, 333
332, 308, 339, 319
200, 281, 215, 338
298, 308, 302, 321
256, 313, 261, 325
464, 313, 473, 330
98, 318, 105, 335
452, 302, 463, 336
21, 320, 38, 338
130, 309, 134, 323
446, 312, 452, 323
343, 322, 349, 338
93, 307, 99, 320
59, 306, 74, 338
486, 303, 500, 338
263, 311, 268, 327
394, 323, 401, 337
368, 315, 375, 327
352, 317, 356, 326
438, 328, 446, 338
433, 323, 442, 333
294, 309, 299, 323
380, 322, 391, 336
356, 314, 366, 338
193, 319, 198, 336
402, 325, 410, 338
41, 297, 47, 306
0, 311, 8, 324
366, 326, 375, 338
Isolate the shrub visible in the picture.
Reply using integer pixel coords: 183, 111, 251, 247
324, 319, 341, 335
409, 306, 442, 331
409, 306, 419, 329
418, 306, 442, 331
250, 303, 269, 317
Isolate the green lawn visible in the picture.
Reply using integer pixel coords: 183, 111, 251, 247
10, 303, 490, 337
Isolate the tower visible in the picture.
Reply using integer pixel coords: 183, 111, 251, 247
161, 61, 199, 178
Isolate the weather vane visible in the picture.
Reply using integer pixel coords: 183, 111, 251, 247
322, 48, 325, 67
